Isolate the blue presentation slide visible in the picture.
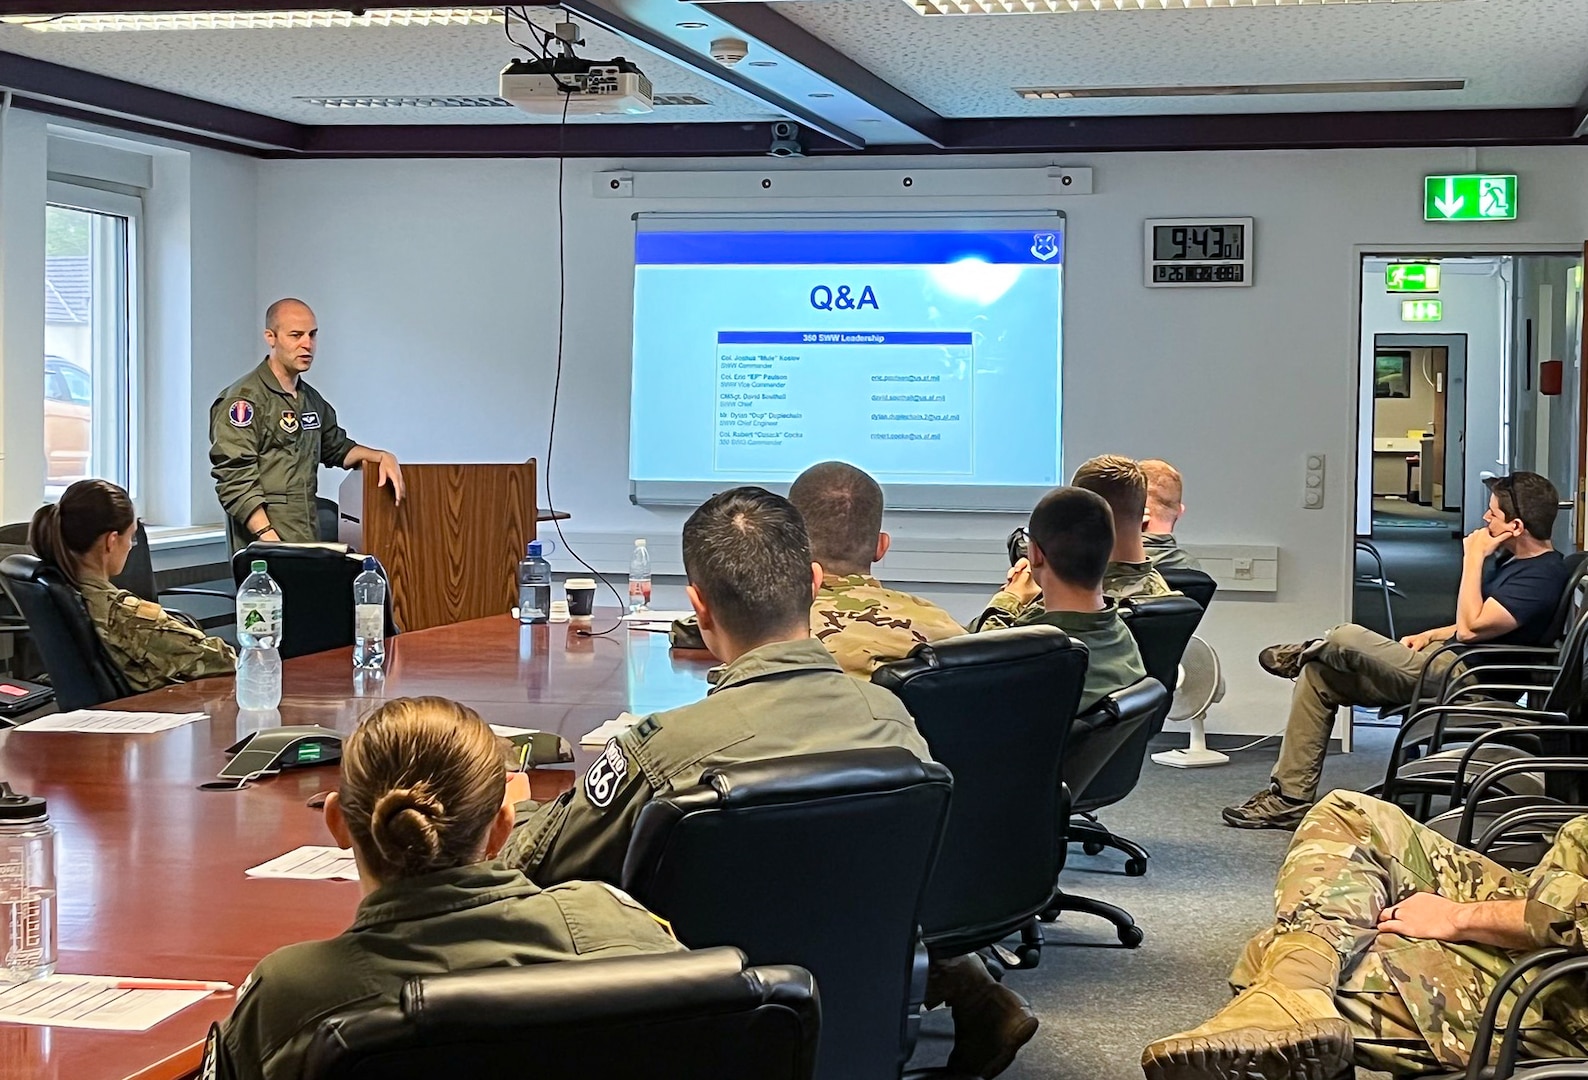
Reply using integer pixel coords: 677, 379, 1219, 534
630, 227, 1063, 499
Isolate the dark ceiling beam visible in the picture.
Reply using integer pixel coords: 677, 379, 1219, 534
8, 95, 281, 155
942, 108, 1582, 154
690, 1, 945, 147
554, 0, 863, 149
0, 49, 305, 148
287, 120, 849, 157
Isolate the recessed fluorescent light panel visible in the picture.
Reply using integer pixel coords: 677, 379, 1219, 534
912, 0, 1471, 15
3, 8, 503, 31
294, 92, 711, 108
1016, 78, 1466, 99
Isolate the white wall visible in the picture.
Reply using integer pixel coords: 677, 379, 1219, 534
254, 145, 1588, 734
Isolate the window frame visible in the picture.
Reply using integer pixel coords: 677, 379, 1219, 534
45, 180, 142, 499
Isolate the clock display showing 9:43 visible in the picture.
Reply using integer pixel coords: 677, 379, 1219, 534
1143, 217, 1254, 288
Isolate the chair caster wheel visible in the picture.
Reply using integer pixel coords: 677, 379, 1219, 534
1125, 858, 1147, 877
1082, 840, 1105, 856
1038, 907, 1058, 923
1118, 924, 1144, 948
1014, 946, 1042, 968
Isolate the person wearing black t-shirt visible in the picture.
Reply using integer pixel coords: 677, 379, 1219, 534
1225, 471, 1571, 830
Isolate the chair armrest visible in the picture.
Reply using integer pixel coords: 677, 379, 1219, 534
1457, 758, 1588, 846
1464, 947, 1574, 1080
1420, 643, 1558, 710
1446, 723, 1580, 808
162, 587, 235, 602
1474, 806, 1588, 855
1396, 703, 1559, 760
1495, 955, 1588, 1078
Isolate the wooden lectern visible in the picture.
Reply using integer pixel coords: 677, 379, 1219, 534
339, 461, 537, 632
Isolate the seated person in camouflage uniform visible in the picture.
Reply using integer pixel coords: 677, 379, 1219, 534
29, 479, 235, 691
1225, 473, 1570, 831
503, 486, 1037, 1078
788, 460, 965, 677
202, 697, 679, 1080
974, 456, 1173, 631
1140, 458, 1202, 571
1142, 790, 1588, 1080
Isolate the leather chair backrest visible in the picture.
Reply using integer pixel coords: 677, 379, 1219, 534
871, 626, 1085, 952
232, 543, 398, 659
1119, 594, 1206, 708
0, 523, 28, 547
621, 748, 953, 1080
0, 554, 132, 710
1067, 677, 1172, 815
1160, 567, 1218, 612
110, 520, 159, 602
316, 498, 341, 543
302, 947, 819, 1080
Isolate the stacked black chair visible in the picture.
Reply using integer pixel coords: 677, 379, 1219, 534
0, 554, 131, 710
1065, 594, 1204, 875
231, 543, 398, 660
302, 947, 820, 1080
872, 625, 1089, 973
621, 748, 953, 1080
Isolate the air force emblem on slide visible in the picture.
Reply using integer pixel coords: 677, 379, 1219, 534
228, 400, 254, 427
1030, 233, 1059, 262
585, 738, 629, 809
279, 411, 299, 434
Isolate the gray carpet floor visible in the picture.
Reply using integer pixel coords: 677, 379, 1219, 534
904, 725, 1397, 1080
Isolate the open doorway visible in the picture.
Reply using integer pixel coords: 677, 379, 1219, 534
1369, 335, 1465, 534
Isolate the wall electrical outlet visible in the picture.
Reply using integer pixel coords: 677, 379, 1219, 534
1233, 558, 1254, 579
1304, 453, 1326, 510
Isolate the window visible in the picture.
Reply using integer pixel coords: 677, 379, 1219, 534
44, 182, 139, 499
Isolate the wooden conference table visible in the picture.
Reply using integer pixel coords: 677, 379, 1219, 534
0, 613, 714, 1080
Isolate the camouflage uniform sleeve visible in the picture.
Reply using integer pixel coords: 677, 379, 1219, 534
316, 397, 359, 470
1523, 816, 1588, 948
500, 733, 656, 888
209, 395, 269, 526
107, 595, 238, 683
969, 590, 1027, 633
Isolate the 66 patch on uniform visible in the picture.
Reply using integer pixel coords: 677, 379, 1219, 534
584, 738, 629, 809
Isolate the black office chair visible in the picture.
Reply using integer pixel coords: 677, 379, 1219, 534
621, 748, 953, 1080
111, 521, 234, 631
1160, 567, 1218, 612
316, 497, 341, 543
302, 947, 820, 1080
1040, 677, 1171, 947
232, 543, 398, 660
872, 626, 1088, 973
1065, 594, 1204, 875
0, 554, 131, 710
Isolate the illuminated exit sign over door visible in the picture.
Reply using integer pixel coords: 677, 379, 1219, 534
1424, 174, 1517, 221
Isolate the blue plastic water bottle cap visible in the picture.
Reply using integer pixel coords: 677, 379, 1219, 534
528, 541, 542, 556
363, 556, 377, 571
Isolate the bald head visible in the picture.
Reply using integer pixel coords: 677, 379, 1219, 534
1140, 459, 1185, 532
263, 298, 318, 379
265, 298, 313, 331
788, 461, 886, 577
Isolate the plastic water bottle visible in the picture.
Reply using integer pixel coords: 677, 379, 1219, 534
236, 559, 282, 650
517, 541, 552, 624
628, 539, 652, 613
353, 557, 386, 670
0, 783, 56, 983
236, 646, 282, 711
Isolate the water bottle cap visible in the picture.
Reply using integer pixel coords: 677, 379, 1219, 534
251, 560, 267, 573
0, 782, 46, 821
528, 540, 542, 556
635, 538, 647, 547
363, 556, 378, 571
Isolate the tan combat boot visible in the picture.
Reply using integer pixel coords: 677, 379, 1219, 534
1141, 934, 1352, 1080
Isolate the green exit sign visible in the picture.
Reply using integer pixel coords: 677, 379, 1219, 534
1401, 299, 1444, 322
1386, 263, 1441, 292
1425, 174, 1517, 221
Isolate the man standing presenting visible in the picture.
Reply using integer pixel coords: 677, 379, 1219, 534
1224, 472, 1570, 830
210, 299, 404, 549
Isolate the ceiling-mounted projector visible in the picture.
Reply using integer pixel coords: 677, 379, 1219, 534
500, 55, 654, 116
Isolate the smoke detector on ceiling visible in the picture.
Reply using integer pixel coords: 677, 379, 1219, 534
710, 37, 749, 66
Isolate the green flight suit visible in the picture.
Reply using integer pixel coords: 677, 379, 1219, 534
201, 864, 679, 1080
1144, 532, 1202, 572
209, 359, 359, 547
1018, 602, 1148, 713
78, 575, 235, 692
810, 572, 966, 678
503, 637, 931, 887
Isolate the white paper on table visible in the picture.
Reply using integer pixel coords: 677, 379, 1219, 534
620, 610, 694, 623
17, 711, 207, 734
489, 725, 541, 738
581, 712, 641, 749
245, 845, 358, 881
0, 975, 214, 1031
627, 621, 676, 634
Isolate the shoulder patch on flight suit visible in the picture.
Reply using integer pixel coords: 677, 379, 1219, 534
584, 738, 629, 809
300, 411, 321, 430
227, 400, 254, 427
279, 411, 299, 434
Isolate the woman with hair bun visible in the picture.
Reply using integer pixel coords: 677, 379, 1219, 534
29, 479, 234, 690
202, 696, 680, 1080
